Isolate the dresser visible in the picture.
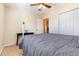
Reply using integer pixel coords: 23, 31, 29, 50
16, 32, 34, 45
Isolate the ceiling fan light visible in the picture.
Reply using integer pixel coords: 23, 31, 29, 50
38, 4, 43, 9
42, 5, 46, 9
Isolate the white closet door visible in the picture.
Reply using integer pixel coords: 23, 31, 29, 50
74, 9, 79, 36
59, 11, 74, 35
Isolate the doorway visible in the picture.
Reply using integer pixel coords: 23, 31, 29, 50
43, 18, 49, 33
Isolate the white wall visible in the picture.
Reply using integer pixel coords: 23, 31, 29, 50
35, 19, 43, 34
4, 6, 42, 46
43, 4, 79, 34
0, 4, 4, 53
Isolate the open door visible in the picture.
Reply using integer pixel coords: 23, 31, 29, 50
43, 18, 49, 33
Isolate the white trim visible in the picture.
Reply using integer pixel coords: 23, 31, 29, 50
0, 47, 4, 55
0, 42, 16, 55
4, 42, 16, 47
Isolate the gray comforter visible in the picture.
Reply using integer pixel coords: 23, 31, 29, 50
19, 33, 79, 56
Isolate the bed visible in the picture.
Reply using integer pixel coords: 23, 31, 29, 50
19, 33, 79, 56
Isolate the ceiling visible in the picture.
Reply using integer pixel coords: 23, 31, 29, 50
4, 3, 65, 15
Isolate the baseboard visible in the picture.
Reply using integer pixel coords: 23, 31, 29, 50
0, 42, 16, 55
4, 42, 16, 47
0, 47, 4, 55
0, 41, 17, 55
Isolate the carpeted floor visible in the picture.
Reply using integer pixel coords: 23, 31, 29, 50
1, 45, 23, 56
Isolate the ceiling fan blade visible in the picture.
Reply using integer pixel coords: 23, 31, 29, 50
30, 3, 40, 6
43, 3, 51, 8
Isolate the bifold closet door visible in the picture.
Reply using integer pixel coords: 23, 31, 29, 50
74, 9, 79, 36
59, 11, 74, 35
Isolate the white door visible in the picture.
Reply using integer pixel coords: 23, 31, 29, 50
59, 11, 74, 35
74, 9, 79, 36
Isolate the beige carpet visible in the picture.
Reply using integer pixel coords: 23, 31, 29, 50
1, 45, 23, 56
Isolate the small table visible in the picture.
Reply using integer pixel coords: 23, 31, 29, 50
16, 32, 34, 45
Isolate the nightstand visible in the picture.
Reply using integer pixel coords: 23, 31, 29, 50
16, 32, 34, 45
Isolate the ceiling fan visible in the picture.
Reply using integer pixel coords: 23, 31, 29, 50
30, 3, 52, 11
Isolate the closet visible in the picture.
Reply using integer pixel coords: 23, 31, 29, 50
59, 8, 79, 36
74, 8, 79, 36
